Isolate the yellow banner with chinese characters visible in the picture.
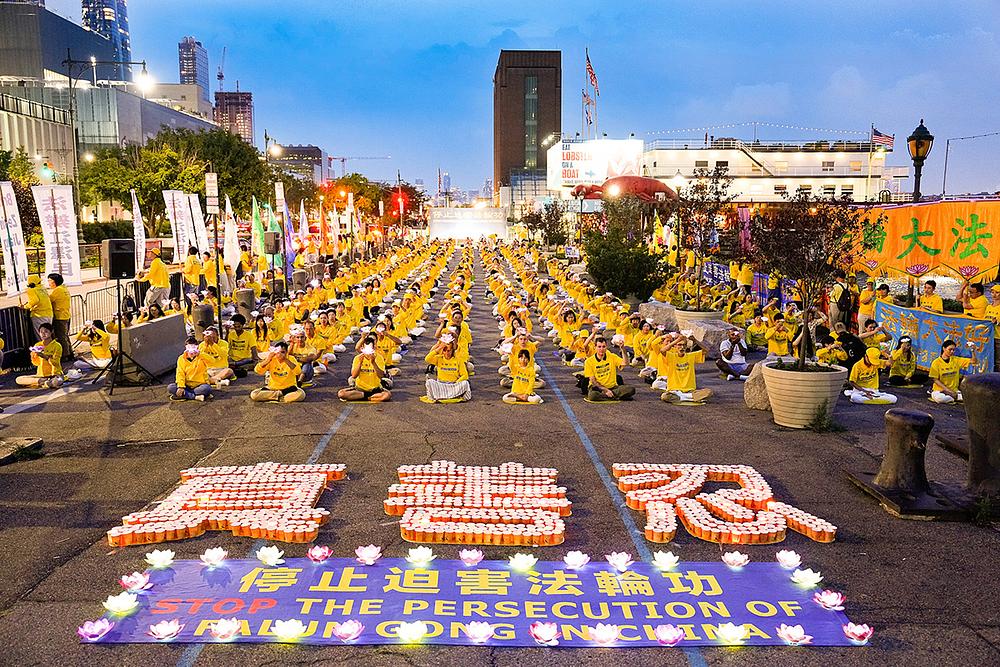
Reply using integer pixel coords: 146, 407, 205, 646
857, 201, 1000, 280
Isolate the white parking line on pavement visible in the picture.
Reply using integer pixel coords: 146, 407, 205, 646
0, 382, 88, 419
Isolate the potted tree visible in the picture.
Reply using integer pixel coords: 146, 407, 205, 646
748, 192, 885, 428
673, 166, 736, 328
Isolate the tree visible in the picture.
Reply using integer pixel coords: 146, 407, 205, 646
747, 192, 885, 371
273, 170, 317, 212
524, 201, 568, 247
673, 165, 736, 310
583, 194, 668, 301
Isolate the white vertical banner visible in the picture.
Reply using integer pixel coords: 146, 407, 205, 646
188, 193, 210, 254
274, 182, 286, 212
163, 190, 190, 257
31, 184, 82, 286
298, 199, 308, 240
130, 189, 146, 271
0, 182, 30, 298
330, 209, 339, 255
223, 195, 240, 271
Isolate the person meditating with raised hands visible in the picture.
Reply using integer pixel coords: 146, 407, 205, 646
423, 333, 472, 403
338, 335, 392, 403
250, 341, 305, 403
583, 335, 635, 402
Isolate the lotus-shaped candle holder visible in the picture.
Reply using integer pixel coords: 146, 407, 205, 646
776, 623, 812, 646
355, 544, 383, 565
147, 619, 184, 641
103, 592, 139, 616
119, 571, 152, 592
77, 618, 114, 642
405, 546, 435, 566
722, 551, 749, 569
200, 547, 228, 568
654, 623, 684, 647
790, 568, 823, 588
843, 622, 874, 645
508, 553, 538, 571
459, 549, 484, 566
465, 621, 494, 643
272, 618, 308, 642
605, 552, 634, 572
256, 545, 285, 567
144, 549, 175, 569
529, 621, 560, 646
563, 551, 591, 570
333, 619, 364, 642
210, 617, 242, 641
307, 545, 332, 564
715, 622, 747, 645
652, 551, 680, 570
813, 589, 846, 611
591, 623, 619, 645
775, 549, 801, 569
396, 620, 428, 643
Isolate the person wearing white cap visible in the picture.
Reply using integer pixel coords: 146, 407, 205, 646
198, 327, 235, 387
167, 340, 212, 401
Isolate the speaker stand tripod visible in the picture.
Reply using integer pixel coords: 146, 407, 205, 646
91, 279, 159, 395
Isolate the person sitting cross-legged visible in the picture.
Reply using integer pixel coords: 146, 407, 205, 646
250, 341, 305, 403
168, 340, 212, 401
928, 339, 977, 404
583, 336, 635, 401
338, 336, 392, 402
16, 323, 64, 389
845, 347, 897, 405
716, 328, 754, 381
659, 334, 713, 404
503, 348, 544, 404
424, 334, 472, 403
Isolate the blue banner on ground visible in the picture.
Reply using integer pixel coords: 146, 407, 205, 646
875, 301, 995, 373
88, 557, 857, 647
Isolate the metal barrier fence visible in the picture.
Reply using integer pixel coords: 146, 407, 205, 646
0, 305, 37, 372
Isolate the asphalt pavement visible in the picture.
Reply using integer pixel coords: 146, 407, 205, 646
0, 248, 997, 666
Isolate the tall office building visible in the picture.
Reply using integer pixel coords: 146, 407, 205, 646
441, 172, 451, 194
493, 50, 561, 195
0, 1, 45, 6
178, 36, 209, 101
214, 88, 254, 145
82, 0, 130, 79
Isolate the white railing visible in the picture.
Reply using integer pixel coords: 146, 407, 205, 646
646, 166, 909, 178
644, 138, 887, 153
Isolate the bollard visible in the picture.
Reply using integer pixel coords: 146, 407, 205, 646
191, 303, 215, 341
873, 409, 934, 493
963, 373, 1000, 496
234, 289, 255, 322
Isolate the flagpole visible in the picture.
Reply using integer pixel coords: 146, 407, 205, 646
865, 123, 874, 202
584, 49, 589, 140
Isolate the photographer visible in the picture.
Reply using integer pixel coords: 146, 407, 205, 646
717, 328, 754, 381
73, 320, 112, 371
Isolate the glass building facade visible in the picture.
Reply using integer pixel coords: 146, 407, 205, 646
81, 0, 131, 80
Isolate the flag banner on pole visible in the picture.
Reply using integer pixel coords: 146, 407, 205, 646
299, 199, 308, 240
871, 127, 894, 149
223, 195, 241, 273
586, 50, 599, 95
130, 189, 146, 271
189, 193, 211, 255
32, 184, 82, 286
251, 196, 265, 257
585, 105, 593, 125
163, 190, 190, 257
330, 210, 339, 255
283, 200, 296, 271
0, 181, 30, 298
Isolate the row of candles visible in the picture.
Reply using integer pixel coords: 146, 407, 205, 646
107, 509, 332, 547
389, 462, 571, 546
180, 462, 347, 483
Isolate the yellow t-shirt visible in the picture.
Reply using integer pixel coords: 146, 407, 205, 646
929, 356, 972, 392
766, 327, 792, 356
661, 349, 705, 392
352, 353, 385, 392
31, 339, 62, 377
175, 354, 208, 388
227, 329, 257, 363
965, 295, 988, 319
849, 359, 883, 390
817, 346, 847, 365
584, 352, 623, 388
49, 285, 71, 320
510, 363, 536, 395
858, 288, 876, 319
26, 285, 53, 318
77, 328, 112, 359
198, 340, 230, 369
425, 350, 468, 383
255, 355, 300, 390
183, 256, 202, 285
889, 349, 916, 378
918, 293, 943, 313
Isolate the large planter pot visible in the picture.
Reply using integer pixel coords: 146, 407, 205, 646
761, 362, 848, 429
674, 309, 725, 330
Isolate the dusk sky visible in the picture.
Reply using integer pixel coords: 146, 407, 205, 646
48, 0, 1000, 194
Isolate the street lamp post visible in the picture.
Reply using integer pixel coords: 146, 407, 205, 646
670, 170, 685, 268
907, 119, 934, 203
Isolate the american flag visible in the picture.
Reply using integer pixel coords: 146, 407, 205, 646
586, 50, 599, 96
871, 127, 894, 148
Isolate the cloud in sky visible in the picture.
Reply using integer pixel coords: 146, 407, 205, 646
42, 0, 1000, 193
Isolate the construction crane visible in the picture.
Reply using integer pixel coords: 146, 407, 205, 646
216, 46, 226, 91
328, 156, 391, 178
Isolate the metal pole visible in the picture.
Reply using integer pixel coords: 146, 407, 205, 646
0, 191, 23, 301
941, 139, 951, 196
213, 212, 222, 335
49, 187, 65, 275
